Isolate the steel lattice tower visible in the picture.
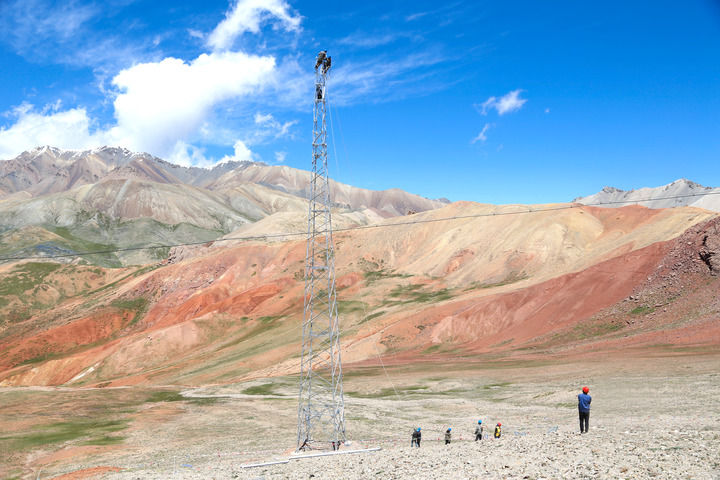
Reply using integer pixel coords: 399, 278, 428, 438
296, 51, 346, 451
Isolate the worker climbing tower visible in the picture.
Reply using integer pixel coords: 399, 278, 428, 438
296, 51, 346, 451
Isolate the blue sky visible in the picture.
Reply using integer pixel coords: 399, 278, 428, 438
0, 0, 718, 204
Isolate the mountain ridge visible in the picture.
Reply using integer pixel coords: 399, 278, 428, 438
0, 146, 449, 265
574, 178, 720, 212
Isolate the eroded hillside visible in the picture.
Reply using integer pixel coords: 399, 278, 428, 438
0, 202, 717, 387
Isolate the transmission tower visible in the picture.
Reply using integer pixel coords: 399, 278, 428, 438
296, 50, 346, 451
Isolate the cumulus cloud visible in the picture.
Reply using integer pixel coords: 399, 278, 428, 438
478, 89, 527, 116
471, 123, 491, 144
274, 151, 287, 163
207, 0, 301, 51
0, 0, 308, 166
0, 103, 103, 159
106, 51, 276, 159
0, 49, 284, 165
217, 140, 255, 165
167, 141, 211, 168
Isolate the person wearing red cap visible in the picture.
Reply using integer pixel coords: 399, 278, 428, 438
578, 386, 592, 433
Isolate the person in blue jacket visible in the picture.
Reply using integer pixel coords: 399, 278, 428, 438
578, 386, 592, 433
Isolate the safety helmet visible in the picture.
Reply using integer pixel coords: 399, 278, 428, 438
497, 423, 501, 426
478, 420, 482, 424
582, 386, 589, 394
448, 428, 452, 431
417, 427, 421, 431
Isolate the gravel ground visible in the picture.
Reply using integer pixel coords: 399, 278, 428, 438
108, 428, 720, 480
74, 362, 720, 480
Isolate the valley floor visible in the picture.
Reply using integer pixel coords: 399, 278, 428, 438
2, 354, 719, 480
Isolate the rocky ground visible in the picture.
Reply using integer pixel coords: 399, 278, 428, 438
23, 356, 719, 480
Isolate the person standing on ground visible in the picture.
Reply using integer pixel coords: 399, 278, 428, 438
494, 423, 502, 438
578, 386, 592, 433
411, 427, 421, 447
474, 420, 483, 441
444, 428, 452, 445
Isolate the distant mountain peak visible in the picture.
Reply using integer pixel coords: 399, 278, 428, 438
575, 179, 719, 212
669, 178, 709, 189
29, 145, 62, 155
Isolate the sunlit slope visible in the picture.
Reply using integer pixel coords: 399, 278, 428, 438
0, 147, 449, 265
0, 202, 716, 386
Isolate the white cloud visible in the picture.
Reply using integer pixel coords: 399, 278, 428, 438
0, 0, 98, 52
405, 12, 429, 22
337, 32, 402, 48
478, 89, 527, 116
107, 51, 276, 157
471, 123, 491, 144
188, 29, 204, 40
329, 50, 449, 106
168, 141, 211, 167
0, 0, 144, 69
0, 103, 103, 159
218, 140, 254, 165
274, 151, 287, 163
0, 50, 280, 163
254, 112, 274, 124
207, 0, 301, 51
0, 1, 309, 167
251, 112, 296, 141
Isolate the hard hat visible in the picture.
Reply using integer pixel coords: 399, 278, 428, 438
478, 420, 482, 424
497, 423, 501, 426
417, 427, 421, 431
582, 386, 589, 394
448, 428, 452, 431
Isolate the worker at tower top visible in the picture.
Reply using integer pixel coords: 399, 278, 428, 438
315, 50, 327, 69
323, 56, 332, 74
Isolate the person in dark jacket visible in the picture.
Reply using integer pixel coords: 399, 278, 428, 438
474, 420, 483, 441
315, 50, 327, 69
578, 386, 592, 433
444, 428, 452, 445
411, 427, 421, 447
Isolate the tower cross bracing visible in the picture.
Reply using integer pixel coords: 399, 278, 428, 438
296, 50, 346, 451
